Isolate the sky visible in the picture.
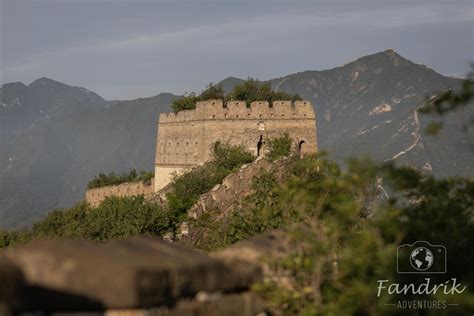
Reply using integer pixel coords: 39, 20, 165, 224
1, 0, 473, 100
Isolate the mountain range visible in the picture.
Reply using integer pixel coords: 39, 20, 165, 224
1, 49, 471, 228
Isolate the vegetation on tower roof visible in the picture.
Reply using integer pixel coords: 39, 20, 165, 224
171, 78, 302, 112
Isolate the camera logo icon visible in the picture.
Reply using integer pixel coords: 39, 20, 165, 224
397, 241, 446, 274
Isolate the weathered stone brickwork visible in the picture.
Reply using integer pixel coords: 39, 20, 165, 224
188, 156, 291, 221
85, 178, 155, 207
154, 99, 317, 190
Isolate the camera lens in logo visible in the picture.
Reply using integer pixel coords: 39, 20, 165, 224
410, 247, 434, 271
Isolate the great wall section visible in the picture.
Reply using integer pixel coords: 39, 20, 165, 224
154, 99, 318, 190
3, 99, 319, 314
85, 99, 318, 206
85, 178, 155, 207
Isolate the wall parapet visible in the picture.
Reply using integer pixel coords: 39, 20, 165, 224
159, 99, 315, 123
85, 178, 155, 207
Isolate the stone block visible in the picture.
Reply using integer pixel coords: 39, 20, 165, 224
0, 236, 261, 312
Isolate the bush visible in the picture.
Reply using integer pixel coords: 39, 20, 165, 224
83, 196, 171, 241
191, 155, 346, 251
193, 171, 281, 251
87, 169, 154, 189
229, 78, 302, 106
190, 153, 474, 314
166, 142, 254, 227
171, 79, 302, 112
266, 132, 293, 161
199, 83, 225, 101
171, 92, 198, 112
171, 83, 225, 112
167, 164, 228, 223
250, 160, 474, 315
0, 196, 172, 249
138, 170, 154, 185
212, 141, 254, 170
0, 229, 32, 249
0, 230, 15, 249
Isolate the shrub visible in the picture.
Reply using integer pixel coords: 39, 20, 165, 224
83, 196, 171, 241
166, 142, 254, 227
187, 152, 474, 314
171, 79, 302, 112
0, 230, 13, 249
265, 132, 293, 161
194, 171, 281, 251
0, 196, 171, 249
0, 229, 32, 249
212, 141, 254, 170
229, 78, 302, 106
171, 92, 198, 112
171, 83, 225, 112
199, 83, 225, 101
138, 170, 154, 185
87, 169, 154, 189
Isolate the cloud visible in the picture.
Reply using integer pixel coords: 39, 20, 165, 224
2, 1, 472, 99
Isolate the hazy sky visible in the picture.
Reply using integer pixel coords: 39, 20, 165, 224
1, 0, 473, 100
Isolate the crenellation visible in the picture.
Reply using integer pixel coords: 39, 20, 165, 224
196, 99, 224, 114
249, 101, 270, 118
226, 100, 246, 109
159, 100, 315, 124
249, 101, 270, 108
272, 100, 292, 108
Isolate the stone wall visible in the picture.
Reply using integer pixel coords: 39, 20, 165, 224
0, 237, 266, 314
187, 156, 291, 221
154, 165, 190, 192
154, 99, 317, 190
85, 178, 155, 207
179, 156, 293, 245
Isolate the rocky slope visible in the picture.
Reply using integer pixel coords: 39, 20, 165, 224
272, 50, 471, 176
1, 50, 471, 228
220, 50, 471, 175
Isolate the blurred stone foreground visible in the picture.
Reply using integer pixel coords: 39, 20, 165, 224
0, 235, 282, 316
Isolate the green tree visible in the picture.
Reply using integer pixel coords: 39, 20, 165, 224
171, 92, 198, 112
0, 196, 172, 249
228, 78, 272, 105
171, 83, 225, 112
228, 78, 302, 106
171, 78, 302, 112
199, 83, 225, 100
84, 196, 171, 241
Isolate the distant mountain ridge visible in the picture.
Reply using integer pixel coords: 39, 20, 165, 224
219, 49, 470, 174
1, 50, 471, 228
1, 81, 178, 228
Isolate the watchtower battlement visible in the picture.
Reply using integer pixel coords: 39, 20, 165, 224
154, 99, 318, 191
158, 99, 315, 124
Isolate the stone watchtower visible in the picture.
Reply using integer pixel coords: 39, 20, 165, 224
154, 99, 318, 191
